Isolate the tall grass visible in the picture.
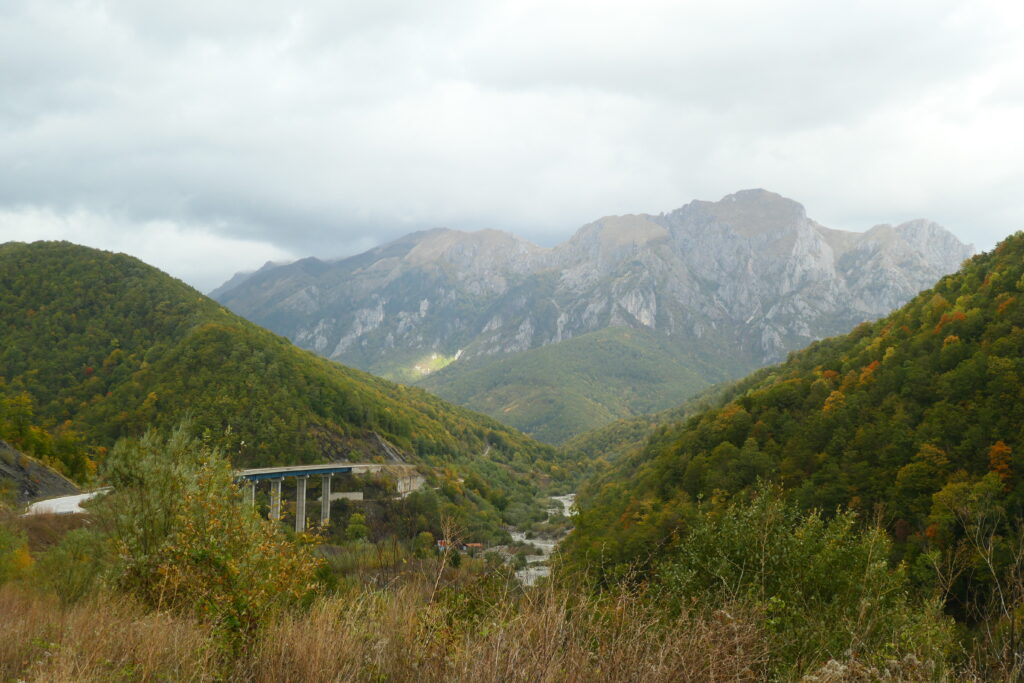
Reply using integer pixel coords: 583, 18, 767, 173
244, 577, 769, 682
0, 577, 768, 682
1, 564, 996, 680
0, 585, 219, 681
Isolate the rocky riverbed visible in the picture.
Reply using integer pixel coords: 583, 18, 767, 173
510, 493, 575, 586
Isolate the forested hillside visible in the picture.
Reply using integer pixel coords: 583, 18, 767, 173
419, 326, 725, 443
0, 242, 577, 537
561, 378, 753, 471
565, 232, 1024, 579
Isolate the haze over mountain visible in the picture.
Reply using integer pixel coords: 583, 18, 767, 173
214, 190, 973, 442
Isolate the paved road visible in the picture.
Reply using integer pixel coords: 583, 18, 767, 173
24, 488, 112, 515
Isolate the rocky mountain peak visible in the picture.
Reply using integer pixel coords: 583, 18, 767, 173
568, 214, 669, 248
213, 189, 973, 386
558, 214, 669, 272
668, 188, 809, 239
851, 221, 974, 272
895, 219, 975, 268
371, 228, 544, 282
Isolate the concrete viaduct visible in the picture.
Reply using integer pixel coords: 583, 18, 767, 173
236, 463, 421, 532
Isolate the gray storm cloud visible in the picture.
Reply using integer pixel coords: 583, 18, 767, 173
1, 0, 1023, 290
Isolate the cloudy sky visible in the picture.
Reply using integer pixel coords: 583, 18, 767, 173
2, 0, 1023, 291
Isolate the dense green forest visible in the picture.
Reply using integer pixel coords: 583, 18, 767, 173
419, 326, 730, 443
560, 377, 752, 475
565, 233, 1024, 584
0, 241, 581, 541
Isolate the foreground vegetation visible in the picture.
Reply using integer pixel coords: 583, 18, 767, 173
1, 510, 1005, 680
0, 571, 774, 682
1, 427, 1015, 680
0, 429, 762, 681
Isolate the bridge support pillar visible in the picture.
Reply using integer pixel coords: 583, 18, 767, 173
321, 475, 332, 525
295, 476, 308, 533
248, 481, 256, 506
270, 479, 282, 521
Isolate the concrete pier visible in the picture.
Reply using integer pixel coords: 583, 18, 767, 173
295, 476, 307, 533
321, 475, 331, 525
270, 479, 282, 521
236, 463, 423, 528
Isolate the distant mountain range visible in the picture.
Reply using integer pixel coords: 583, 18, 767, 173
213, 189, 973, 442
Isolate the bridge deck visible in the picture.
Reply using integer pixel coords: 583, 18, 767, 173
236, 462, 415, 481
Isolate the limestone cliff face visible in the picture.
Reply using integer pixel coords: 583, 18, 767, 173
212, 189, 973, 378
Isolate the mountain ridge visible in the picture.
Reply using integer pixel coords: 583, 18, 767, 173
214, 189, 972, 365
213, 189, 973, 441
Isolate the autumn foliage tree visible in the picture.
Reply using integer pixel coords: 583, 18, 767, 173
94, 425, 323, 647
989, 440, 1013, 488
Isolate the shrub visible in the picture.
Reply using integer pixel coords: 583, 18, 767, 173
33, 527, 110, 604
91, 425, 323, 647
94, 424, 209, 585
414, 531, 436, 557
0, 522, 30, 584
152, 455, 324, 644
656, 486, 955, 676
345, 513, 370, 541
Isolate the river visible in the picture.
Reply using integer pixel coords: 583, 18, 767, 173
510, 493, 575, 586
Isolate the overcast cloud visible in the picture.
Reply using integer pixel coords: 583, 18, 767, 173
2, 0, 1023, 290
